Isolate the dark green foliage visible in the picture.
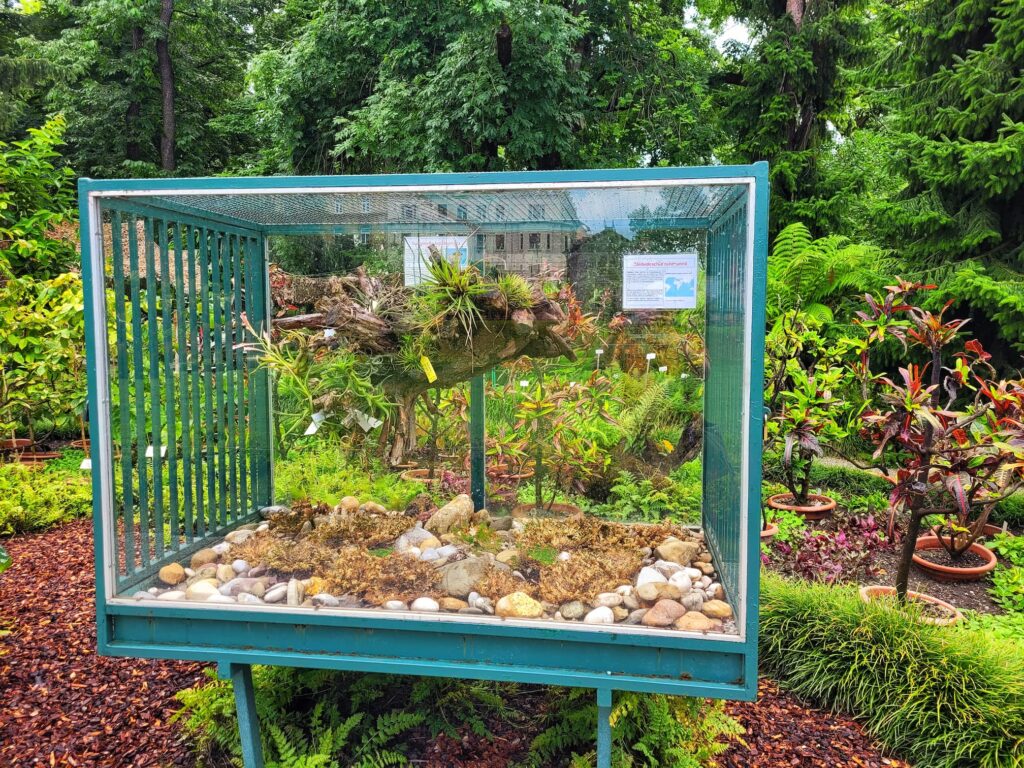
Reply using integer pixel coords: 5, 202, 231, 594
993, 493, 1024, 527
0, 459, 92, 535
762, 451, 891, 498
760, 574, 1024, 768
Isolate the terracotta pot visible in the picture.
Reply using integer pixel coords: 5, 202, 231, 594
980, 523, 1013, 539
760, 522, 779, 541
767, 492, 836, 521
0, 438, 32, 453
391, 461, 418, 471
490, 463, 535, 482
400, 468, 443, 484
912, 535, 997, 583
70, 438, 91, 451
859, 585, 963, 626
511, 502, 583, 520
13, 450, 60, 464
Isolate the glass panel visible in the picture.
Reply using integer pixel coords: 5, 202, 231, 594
104, 182, 749, 638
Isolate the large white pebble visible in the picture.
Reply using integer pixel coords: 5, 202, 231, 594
683, 567, 703, 580
212, 542, 231, 555
583, 606, 615, 624
206, 593, 236, 604
636, 566, 668, 587
232, 559, 249, 574
157, 590, 185, 601
264, 584, 287, 604
411, 597, 440, 612
668, 572, 693, 592
653, 559, 683, 576
238, 593, 264, 605
384, 600, 408, 611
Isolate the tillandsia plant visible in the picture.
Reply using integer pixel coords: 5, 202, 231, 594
856, 281, 1024, 599
768, 364, 848, 507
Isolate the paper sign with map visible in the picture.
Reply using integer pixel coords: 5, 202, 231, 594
403, 236, 470, 286
622, 253, 699, 310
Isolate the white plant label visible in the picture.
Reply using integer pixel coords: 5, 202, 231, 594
323, 328, 336, 339
304, 410, 327, 436
403, 235, 471, 287
80, 457, 92, 470
145, 445, 167, 459
622, 253, 698, 310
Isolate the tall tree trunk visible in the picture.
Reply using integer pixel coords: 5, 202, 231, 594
126, 26, 144, 162
155, 0, 176, 172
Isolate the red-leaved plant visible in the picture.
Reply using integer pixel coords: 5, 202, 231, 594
856, 282, 1024, 599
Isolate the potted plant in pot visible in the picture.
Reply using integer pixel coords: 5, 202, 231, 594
766, 365, 847, 521
855, 283, 1024, 618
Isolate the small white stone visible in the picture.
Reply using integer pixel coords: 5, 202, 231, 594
699, 575, 712, 589
557, 551, 571, 562
419, 549, 440, 562
132, 591, 151, 600
683, 567, 703, 580
232, 559, 249, 574
264, 584, 287, 604
238, 593, 264, 605
156, 590, 185, 601
406, 546, 421, 558
206, 593, 236, 604
225, 529, 254, 545
384, 600, 408, 611
312, 593, 340, 607
467, 591, 481, 607
668, 572, 693, 592
212, 542, 231, 555
583, 606, 615, 624
184, 568, 195, 577
636, 567, 668, 587
411, 597, 440, 612
615, 585, 634, 596
653, 559, 683, 576
435, 544, 459, 559
256, 523, 269, 533
147, 587, 159, 595
592, 592, 622, 608
186, 580, 220, 600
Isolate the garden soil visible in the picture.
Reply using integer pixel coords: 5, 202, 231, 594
2, 518, 911, 767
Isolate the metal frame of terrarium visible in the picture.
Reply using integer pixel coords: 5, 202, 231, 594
80, 164, 769, 768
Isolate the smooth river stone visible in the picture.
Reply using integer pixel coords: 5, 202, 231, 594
636, 566, 668, 587
264, 584, 287, 604
185, 579, 220, 600
701, 599, 733, 619
410, 597, 440, 612
495, 592, 544, 619
642, 599, 687, 627
583, 606, 615, 624
158, 563, 186, 586
674, 611, 718, 632
591, 592, 623, 608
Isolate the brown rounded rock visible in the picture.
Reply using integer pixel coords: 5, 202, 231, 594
158, 562, 186, 586
439, 597, 469, 611
702, 599, 733, 619
339, 496, 360, 514
655, 537, 700, 566
674, 611, 716, 632
636, 582, 682, 603
495, 549, 519, 565
495, 591, 544, 619
641, 599, 687, 627
189, 548, 218, 570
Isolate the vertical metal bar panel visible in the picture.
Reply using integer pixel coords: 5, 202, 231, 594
236, 237, 250, 516
469, 375, 486, 511
173, 222, 194, 544
110, 212, 134, 579
129, 218, 151, 570
212, 232, 228, 527
159, 220, 180, 551
248, 235, 272, 509
224, 234, 239, 522
186, 225, 206, 538
200, 229, 218, 534
145, 217, 165, 561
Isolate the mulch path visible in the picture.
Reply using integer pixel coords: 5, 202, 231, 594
1, 519, 910, 767
0, 519, 207, 767
722, 679, 912, 768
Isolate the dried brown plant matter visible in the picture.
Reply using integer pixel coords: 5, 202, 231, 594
476, 567, 535, 601
518, 516, 690, 556
310, 513, 412, 549
536, 550, 642, 604
325, 547, 442, 605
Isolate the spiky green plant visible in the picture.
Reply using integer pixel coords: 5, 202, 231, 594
413, 256, 488, 341
495, 272, 534, 310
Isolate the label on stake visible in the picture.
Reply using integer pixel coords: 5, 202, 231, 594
420, 356, 438, 383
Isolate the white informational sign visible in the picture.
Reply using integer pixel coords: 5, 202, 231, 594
622, 253, 699, 310
403, 236, 471, 286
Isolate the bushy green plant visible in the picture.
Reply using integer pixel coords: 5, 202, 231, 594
495, 272, 534, 310
760, 573, 1024, 768
594, 462, 701, 524
762, 452, 891, 497
961, 611, 1024, 645
988, 533, 1024, 568
770, 506, 808, 545
275, 446, 423, 511
522, 687, 740, 768
0, 460, 93, 535
993, 493, 1024, 527
990, 567, 1024, 614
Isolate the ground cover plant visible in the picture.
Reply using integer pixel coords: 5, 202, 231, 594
760, 573, 1024, 768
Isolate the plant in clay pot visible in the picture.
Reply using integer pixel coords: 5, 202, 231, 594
767, 364, 847, 520
856, 282, 1024, 598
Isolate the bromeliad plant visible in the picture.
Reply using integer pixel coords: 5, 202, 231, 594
856, 282, 1024, 599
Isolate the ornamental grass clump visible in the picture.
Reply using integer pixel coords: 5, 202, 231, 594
760, 573, 1024, 768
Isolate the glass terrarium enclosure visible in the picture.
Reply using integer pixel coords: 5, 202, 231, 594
81, 166, 768, 700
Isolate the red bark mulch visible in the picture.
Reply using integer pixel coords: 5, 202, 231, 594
1, 518, 911, 767
722, 679, 912, 768
0, 519, 208, 767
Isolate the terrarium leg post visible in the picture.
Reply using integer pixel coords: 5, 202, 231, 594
220, 662, 264, 768
469, 374, 486, 511
596, 687, 613, 768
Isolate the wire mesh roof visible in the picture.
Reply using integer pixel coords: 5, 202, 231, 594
103, 182, 748, 234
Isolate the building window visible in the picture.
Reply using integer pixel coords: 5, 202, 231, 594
437, 203, 448, 217
457, 205, 468, 221
564, 235, 569, 250
476, 204, 487, 220
401, 204, 416, 219
495, 234, 505, 251
476, 233, 484, 251
496, 204, 506, 221
528, 204, 545, 219
360, 232, 370, 246
529, 233, 541, 249
361, 197, 371, 213
519, 233, 524, 249
546, 234, 551, 250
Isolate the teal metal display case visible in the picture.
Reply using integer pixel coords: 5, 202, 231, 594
80, 164, 769, 767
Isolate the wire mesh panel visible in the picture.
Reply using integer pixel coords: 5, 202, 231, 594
101, 203, 271, 593
702, 198, 749, 607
